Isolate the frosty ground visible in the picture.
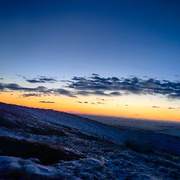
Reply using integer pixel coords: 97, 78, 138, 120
0, 102, 180, 179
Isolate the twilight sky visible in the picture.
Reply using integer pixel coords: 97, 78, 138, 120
1, 0, 180, 121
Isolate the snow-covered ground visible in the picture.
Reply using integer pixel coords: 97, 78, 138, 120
0, 102, 180, 179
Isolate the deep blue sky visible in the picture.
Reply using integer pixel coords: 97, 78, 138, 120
1, 0, 180, 81
1, 0, 180, 120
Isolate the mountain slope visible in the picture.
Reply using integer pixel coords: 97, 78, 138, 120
1, 102, 180, 155
0, 102, 180, 179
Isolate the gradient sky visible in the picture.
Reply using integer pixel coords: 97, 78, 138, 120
1, 0, 180, 121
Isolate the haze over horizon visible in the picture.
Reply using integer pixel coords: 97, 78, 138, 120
1, 0, 180, 121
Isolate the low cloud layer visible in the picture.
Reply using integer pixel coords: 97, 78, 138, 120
2, 74, 180, 101
26, 76, 57, 83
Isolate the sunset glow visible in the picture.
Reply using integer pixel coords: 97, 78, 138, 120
1, 0, 180, 122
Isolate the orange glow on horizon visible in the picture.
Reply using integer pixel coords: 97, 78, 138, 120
1, 92, 180, 122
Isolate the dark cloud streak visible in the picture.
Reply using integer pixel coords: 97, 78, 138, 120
26, 76, 57, 83
22, 93, 41, 97
0, 82, 75, 98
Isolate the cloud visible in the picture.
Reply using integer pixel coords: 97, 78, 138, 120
97, 102, 105, 104
16, 74, 57, 83
16, 74, 26, 79
22, 93, 41, 97
0, 83, 75, 98
67, 74, 180, 99
97, 98, 105, 101
68, 75, 143, 94
152, 106, 160, 108
3, 83, 52, 93
39, 101, 55, 103
96, 98, 114, 101
152, 106, 176, 109
0, 83, 4, 90
0, 78, 3, 80
3, 74, 180, 101
168, 107, 175, 109
110, 91, 121, 96
26, 76, 57, 83
92, 90, 110, 96
92, 73, 99, 76
76, 101, 104, 105
76, 101, 82, 103
54, 88, 76, 97
76, 101, 88, 104
91, 101, 105, 105
76, 90, 120, 97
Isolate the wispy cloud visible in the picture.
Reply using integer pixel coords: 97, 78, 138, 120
16, 75, 57, 83
39, 101, 55, 103
76, 101, 105, 105
152, 106, 177, 110
97, 102, 105, 104
152, 106, 160, 108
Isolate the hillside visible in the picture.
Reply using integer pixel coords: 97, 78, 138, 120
0, 102, 180, 179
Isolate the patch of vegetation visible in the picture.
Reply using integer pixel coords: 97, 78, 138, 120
0, 116, 19, 129
124, 137, 154, 153
0, 136, 84, 165
72, 129, 103, 142
28, 125, 68, 136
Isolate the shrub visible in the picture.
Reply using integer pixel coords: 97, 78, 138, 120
0, 116, 19, 129
124, 137, 154, 153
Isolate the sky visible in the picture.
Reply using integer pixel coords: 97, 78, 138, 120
1, 0, 180, 121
